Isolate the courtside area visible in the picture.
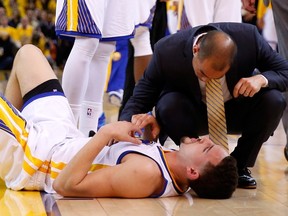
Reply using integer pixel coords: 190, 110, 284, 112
0, 72, 287, 216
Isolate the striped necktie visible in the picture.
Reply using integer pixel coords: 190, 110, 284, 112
206, 78, 229, 152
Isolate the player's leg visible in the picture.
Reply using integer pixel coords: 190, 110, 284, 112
4, 44, 57, 109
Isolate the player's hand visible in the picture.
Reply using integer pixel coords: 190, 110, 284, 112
101, 121, 142, 145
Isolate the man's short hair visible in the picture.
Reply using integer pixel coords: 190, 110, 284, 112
198, 30, 237, 70
188, 156, 238, 199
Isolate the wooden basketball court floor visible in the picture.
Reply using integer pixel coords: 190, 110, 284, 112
0, 92, 288, 215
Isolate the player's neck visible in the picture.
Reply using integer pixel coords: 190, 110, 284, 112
165, 152, 189, 191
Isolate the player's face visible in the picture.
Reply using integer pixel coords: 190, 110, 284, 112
179, 136, 228, 167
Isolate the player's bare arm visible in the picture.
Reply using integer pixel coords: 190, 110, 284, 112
53, 121, 143, 196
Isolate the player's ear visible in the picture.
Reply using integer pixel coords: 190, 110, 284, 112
186, 167, 200, 180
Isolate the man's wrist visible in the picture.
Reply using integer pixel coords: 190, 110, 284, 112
260, 75, 269, 87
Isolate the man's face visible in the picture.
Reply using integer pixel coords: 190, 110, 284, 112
192, 54, 230, 83
179, 136, 228, 167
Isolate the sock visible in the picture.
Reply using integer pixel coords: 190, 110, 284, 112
79, 101, 102, 136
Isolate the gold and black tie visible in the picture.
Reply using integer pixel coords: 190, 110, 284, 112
206, 78, 229, 152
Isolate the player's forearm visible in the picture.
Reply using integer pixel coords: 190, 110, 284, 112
53, 122, 142, 196
53, 128, 111, 195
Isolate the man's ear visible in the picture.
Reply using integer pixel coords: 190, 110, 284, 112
193, 44, 199, 56
186, 167, 200, 180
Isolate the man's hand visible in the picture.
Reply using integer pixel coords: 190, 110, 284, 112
100, 121, 142, 145
131, 113, 160, 141
233, 75, 267, 98
241, 0, 257, 13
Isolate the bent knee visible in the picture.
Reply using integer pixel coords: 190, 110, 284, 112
18, 44, 41, 54
15, 44, 42, 61
260, 90, 287, 113
268, 90, 286, 110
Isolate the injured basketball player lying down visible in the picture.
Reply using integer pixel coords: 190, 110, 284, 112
0, 44, 238, 199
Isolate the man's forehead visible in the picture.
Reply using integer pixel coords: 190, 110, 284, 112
200, 65, 226, 79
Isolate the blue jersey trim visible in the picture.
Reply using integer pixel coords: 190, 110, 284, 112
0, 119, 16, 138
56, 30, 135, 41
22, 92, 65, 111
56, 30, 102, 39
101, 34, 135, 42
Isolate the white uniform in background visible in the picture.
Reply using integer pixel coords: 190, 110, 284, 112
55, 0, 135, 40
183, 0, 242, 27
55, 0, 137, 136
131, 0, 157, 57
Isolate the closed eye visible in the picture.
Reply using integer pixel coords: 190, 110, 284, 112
200, 69, 208, 78
203, 145, 214, 153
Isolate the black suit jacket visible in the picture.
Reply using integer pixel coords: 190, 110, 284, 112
120, 22, 288, 121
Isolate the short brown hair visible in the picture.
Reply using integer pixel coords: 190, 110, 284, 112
188, 156, 238, 199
